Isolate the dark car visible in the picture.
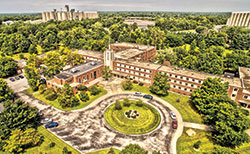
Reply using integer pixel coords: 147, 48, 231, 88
172, 121, 178, 129
9, 78, 15, 82
39, 79, 46, 85
15, 76, 20, 80
19, 75, 24, 79
143, 95, 153, 100
45, 122, 58, 129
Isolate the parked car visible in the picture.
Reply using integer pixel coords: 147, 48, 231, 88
134, 92, 143, 97
172, 121, 178, 129
143, 95, 153, 100
9, 78, 15, 82
45, 122, 58, 129
170, 111, 177, 120
15, 76, 20, 80
39, 78, 46, 85
19, 75, 24, 79
40, 118, 53, 124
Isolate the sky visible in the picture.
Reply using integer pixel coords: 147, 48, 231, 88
0, 0, 249, 13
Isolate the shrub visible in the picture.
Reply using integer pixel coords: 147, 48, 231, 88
136, 100, 143, 107
133, 80, 138, 84
39, 84, 46, 94
49, 142, 55, 148
62, 147, 71, 154
79, 91, 89, 102
44, 88, 54, 96
139, 83, 144, 86
193, 141, 201, 149
115, 100, 122, 110
89, 86, 101, 95
240, 108, 250, 116
45, 93, 58, 101
77, 85, 87, 91
122, 80, 133, 90
19, 53, 24, 59
123, 98, 130, 107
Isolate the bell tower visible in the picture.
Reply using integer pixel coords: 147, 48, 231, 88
104, 48, 114, 70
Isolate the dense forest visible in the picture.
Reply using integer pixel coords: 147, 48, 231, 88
0, 12, 249, 76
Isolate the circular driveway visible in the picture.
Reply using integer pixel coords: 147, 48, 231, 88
18, 92, 183, 154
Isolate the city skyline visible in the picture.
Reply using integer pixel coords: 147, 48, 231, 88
0, 0, 249, 13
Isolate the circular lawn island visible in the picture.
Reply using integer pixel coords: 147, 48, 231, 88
104, 99, 161, 135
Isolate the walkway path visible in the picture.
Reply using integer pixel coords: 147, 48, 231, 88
183, 122, 213, 131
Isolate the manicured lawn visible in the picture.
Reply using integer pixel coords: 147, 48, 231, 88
104, 99, 161, 135
124, 84, 203, 124
25, 126, 81, 154
177, 127, 250, 154
86, 148, 120, 154
24, 86, 107, 112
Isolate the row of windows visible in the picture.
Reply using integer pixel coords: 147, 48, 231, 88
170, 79, 200, 88
171, 84, 193, 92
115, 68, 152, 78
77, 70, 100, 83
160, 72, 202, 84
130, 76, 151, 84
116, 63, 152, 73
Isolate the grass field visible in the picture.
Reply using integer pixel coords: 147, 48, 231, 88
24, 86, 107, 111
177, 127, 250, 154
104, 99, 161, 135
86, 148, 120, 154
123, 84, 203, 124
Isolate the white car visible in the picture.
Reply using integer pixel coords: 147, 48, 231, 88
40, 118, 53, 124
170, 111, 177, 120
134, 92, 143, 97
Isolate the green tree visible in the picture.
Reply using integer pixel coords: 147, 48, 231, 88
43, 51, 63, 77
3, 128, 42, 153
107, 148, 116, 154
102, 66, 113, 81
150, 73, 170, 96
78, 91, 89, 102
0, 100, 39, 140
122, 80, 133, 90
62, 147, 71, 154
115, 100, 122, 110
0, 57, 18, 78
120, 144, 148, 154
57, 83, 79, 108
0, 79, 14, 102
89, 86, 101, 95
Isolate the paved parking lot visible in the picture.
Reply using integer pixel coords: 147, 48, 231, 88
18, 92, 174, 154
5, 74, 29, 92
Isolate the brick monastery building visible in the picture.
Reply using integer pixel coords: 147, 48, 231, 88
47, 42, 250, 108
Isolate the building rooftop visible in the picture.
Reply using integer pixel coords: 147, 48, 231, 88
64, 61, 103, 77
115, 49, 143, 60
78, 50, 104, 59
112, 42, 155, 51
158, 65, 242, 87
55, 73, 73, 80
116, 59, 161, 70
239, 67, 250, 93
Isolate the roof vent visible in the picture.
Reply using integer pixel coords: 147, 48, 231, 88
71, 68, 78, 73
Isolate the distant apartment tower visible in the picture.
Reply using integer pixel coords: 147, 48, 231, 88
226, 12, 250, 28
42, 5, 98, 22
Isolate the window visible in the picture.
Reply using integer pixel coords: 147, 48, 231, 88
173, 85, 176, 88
234, 88, 238, 91
87, 74, 89, 80
232, 94, 236, 97
186, 78, 189, 80
175, 75, 178, 78
178, 87, 181, 89
180, 76, 183, 79
244, 96, 248, 99
83, 76, 85, 80
97, 70, 99, 76
180, 82, 182, 84
190, 89, 193, 92
139, 68, 141, 71
170, 74, 172, 77
184, 88, 187, 91
174, 80, 177, 83
78, 77, 81, 83
198, 80, 202, 83
191, 84, 194, 87
185, 83, 188, 86
192, 79, 195, 82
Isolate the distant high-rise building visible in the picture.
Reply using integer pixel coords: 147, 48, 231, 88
42, 5, 98, 22
227, 12, 250, 28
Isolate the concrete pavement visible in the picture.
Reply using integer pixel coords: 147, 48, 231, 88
183, 122, 213, 131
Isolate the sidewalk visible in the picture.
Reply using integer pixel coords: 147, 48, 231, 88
183, 122, 213, 131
